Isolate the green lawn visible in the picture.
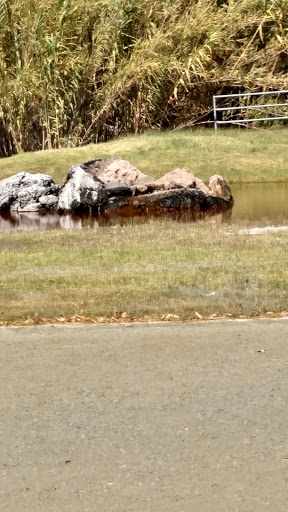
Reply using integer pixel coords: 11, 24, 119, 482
0, 220, 287, 323
0, 128, 288, 184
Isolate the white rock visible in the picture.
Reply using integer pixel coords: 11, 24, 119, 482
239, 226, 288, 235
0, 172, 58, 211
57, 165, 107, 212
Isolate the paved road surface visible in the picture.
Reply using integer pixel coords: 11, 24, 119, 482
1, 320, 288, 511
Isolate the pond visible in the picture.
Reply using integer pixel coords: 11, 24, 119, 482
0, 182, 287, 232
232, 183, 288, 222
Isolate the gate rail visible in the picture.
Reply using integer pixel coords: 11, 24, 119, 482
213, 90, 288, 131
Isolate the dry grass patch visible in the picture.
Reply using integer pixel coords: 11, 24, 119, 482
0, 219, 287, 322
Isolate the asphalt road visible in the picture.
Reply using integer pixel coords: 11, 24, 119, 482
1, 320, 288, 511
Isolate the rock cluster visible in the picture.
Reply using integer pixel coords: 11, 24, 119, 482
0, 157, 233, 214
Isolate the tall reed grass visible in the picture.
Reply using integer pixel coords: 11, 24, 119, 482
0, 0, 287, 156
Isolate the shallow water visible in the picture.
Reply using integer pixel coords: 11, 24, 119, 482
0, 183, 287, 232
231, 183, 288, 222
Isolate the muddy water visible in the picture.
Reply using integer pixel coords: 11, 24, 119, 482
232, 183, 288, 222
0, 183, 287, 232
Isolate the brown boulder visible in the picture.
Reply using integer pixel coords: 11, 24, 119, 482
208, 175, 232, 200
150, 168, 196, 190
147, 168, 211, 196
83, 157, 152, 193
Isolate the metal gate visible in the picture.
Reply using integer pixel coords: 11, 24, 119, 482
213, 90, 288, 131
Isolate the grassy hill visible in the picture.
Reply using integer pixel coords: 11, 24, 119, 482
0, 129, 288, 184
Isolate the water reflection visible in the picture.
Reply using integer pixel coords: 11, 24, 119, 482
0, 207, 232, 232
0, 211, 99, 232
0, 182, 287, 232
